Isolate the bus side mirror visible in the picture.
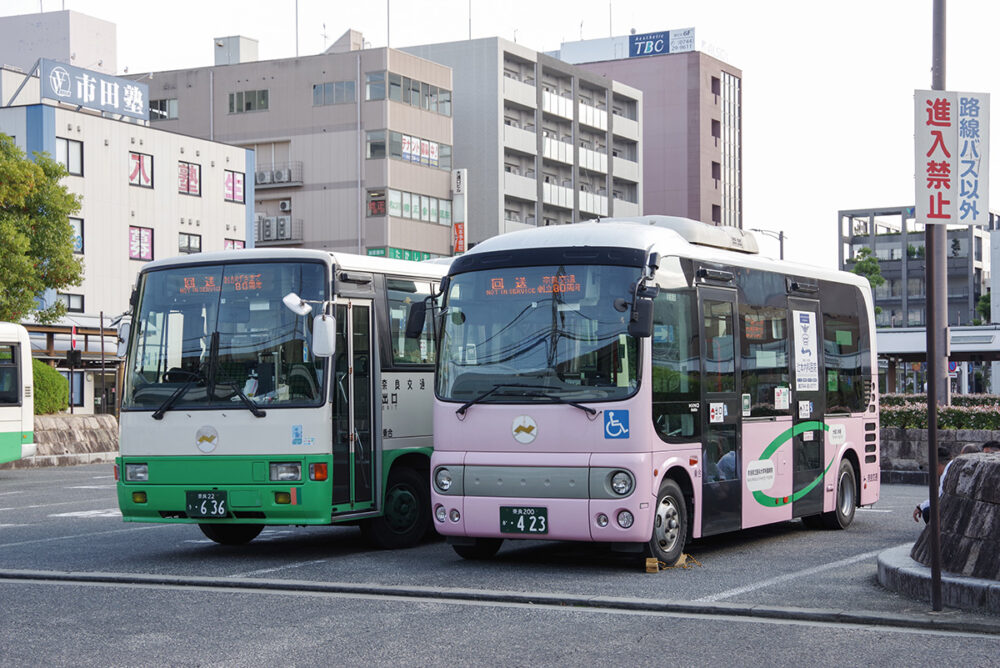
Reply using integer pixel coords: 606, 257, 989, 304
312, 314, 336, 357
405, 300, 428, 339
116, 320, 131, 357
628, 299, 654, 338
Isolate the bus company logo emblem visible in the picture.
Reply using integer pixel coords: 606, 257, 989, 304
746, 459, 776, 492
828, 424, 847, 446
512, 416, 537, 444
195, 426, 219, 453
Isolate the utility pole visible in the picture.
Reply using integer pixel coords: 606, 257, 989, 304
749, 228, 785, 260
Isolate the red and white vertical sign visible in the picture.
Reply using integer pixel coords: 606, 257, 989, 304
915, 90, 990, 225
453, 222, 465, 254
71, 326, 77, 350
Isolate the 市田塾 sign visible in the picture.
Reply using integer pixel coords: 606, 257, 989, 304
914, 90, 990, 225
40, 58, 148, 120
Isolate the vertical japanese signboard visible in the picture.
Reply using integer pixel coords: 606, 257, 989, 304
915, 90, 990, 225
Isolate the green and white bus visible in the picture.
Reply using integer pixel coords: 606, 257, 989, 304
115, 249, 448, 546
0, 322, 34, 465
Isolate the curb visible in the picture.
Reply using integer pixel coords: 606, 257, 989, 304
0, 452, 117, 470
1, 568, 998, 635
877, 544, 1000, 614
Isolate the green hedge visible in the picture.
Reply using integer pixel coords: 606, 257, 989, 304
32, 359, 68, 414
881, 393, 1000, 407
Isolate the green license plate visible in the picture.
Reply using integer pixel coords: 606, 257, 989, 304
500, 506, 548, 534
186, 490, 228, 518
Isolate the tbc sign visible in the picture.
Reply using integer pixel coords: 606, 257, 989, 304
914, 90, 990, 225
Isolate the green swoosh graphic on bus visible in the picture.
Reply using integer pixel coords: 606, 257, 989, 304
751, 421, 835, 507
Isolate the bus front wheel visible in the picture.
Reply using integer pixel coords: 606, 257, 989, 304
361, 467, 430, 549
647, 478, 688, 566
198, 523, 264, 545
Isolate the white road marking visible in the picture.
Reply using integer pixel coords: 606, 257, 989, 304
0, 491, 24, 497
0, 524, 25, 529
0, 525, 162, 549
228, 559, 329, 578
68, 485, 116, 490
49, 509, 122, 519
694, 545, 908, 602
0, 499, 110, 513
857, 508, 892, 513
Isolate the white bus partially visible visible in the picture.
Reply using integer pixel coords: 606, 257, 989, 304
0, 322, 35, 465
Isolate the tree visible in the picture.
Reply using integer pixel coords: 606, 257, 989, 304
977, 291, 991, 324
851, 247, 885, 315
0, 134, 83, 324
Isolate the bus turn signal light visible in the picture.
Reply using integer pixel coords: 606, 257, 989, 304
275, 492, 291, 504
309, 463, 328, 481
132, 491, 147, 504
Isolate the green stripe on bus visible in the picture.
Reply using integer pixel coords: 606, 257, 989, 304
752, 421, 835, 507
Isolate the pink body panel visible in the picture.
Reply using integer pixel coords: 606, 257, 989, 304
740, 418, 795, 528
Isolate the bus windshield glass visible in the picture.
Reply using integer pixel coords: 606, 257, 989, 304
438, 264, 640, 403
123, 261, 327, 411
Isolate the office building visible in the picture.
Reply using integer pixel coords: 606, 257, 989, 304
552, 29, 742, 228
404, 37, 643, 246
139, 30, 455, 260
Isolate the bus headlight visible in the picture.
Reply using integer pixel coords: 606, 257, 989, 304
270, 462, 301, 481
610, 471, 634, 496
434, 467, 453, 492
125, 463, 148, 482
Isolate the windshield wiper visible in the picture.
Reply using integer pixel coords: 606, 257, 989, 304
217, 379, 267, 418
456, 383, 554, 417
455, 383, 597, 417
151, 370, 205, 420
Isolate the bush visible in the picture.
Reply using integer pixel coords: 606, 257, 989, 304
880, 400, 1000, 430
32, 358, 68, 414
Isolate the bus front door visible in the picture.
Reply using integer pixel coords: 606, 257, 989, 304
787, 297, 825, 519
331, 301, 375, 512
698, 287, 742, 536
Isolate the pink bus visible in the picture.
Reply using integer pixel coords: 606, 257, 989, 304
424, 217, 880, 564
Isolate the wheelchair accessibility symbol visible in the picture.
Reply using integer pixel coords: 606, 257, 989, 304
604, 410, 629, 439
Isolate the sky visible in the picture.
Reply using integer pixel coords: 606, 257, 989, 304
4, 0, 999, 269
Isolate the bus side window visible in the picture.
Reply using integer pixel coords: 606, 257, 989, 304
651, 288, 700, 441
739, 303, 790, 417
387, 279, 434, 365
0, 344, 17, 404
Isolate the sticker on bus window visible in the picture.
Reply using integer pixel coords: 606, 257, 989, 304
709, 403, 724, 423
798, 400, 812, 418
741, 394, 751, 416
774, 387, 790, 410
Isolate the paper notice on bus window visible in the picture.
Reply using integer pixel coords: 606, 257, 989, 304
793, 310, 819, 391
774, 387, 790, 410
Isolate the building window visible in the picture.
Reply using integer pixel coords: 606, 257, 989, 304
70, 217, 84, 254
129, 226, 153, 261
365, 72, 386, 101
385, 188, 451, 225
383, 72, 450, 116
58, 293, 84, 313
59, 370, 85, 407
224, 170, 245, 203
178, 232, 202, 255
56, 137, 83, 175
367, 190, 386, 217
150, 98, 178, 120
313, 80, 356, 105
228, 89, 269, 113
224, 239, 245, 250
366, 131, 386, 159
178, 161, 201, 196
383, 131, 451, 170
129, 151, 153, 187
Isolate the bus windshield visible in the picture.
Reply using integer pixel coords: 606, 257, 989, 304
123, 261, 327, 411
437, 264, 641, 404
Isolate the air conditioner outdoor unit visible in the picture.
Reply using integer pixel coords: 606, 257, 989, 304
278, 199, 292, 212
260, 217, 275, 240
276, 215, 291, 240
273, 168, 292, 182
256, 170, 272, 184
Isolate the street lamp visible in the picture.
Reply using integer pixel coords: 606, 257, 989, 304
750, 228, 785, 260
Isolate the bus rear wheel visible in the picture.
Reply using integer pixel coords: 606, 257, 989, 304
453, 538, 503, 560
361, 467, 430, 549
198, 523, 264, 545
646, 478, 688, 567
822, 460, 857, 529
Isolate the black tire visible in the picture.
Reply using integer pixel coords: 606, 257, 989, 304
646, 478, 688, 566
821, 459, 857, 529
361, 467, 430, 549
453, 538, 504, 560
198, 523, 264, 545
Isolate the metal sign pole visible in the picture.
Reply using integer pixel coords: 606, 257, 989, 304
926, 0, 947, 612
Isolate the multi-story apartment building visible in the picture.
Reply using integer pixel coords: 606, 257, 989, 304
838, 206, 992, 328
552, 29, 742, 228
0, 61, 252, 414
403, 37, 643, 246
138, 30, 455, 260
